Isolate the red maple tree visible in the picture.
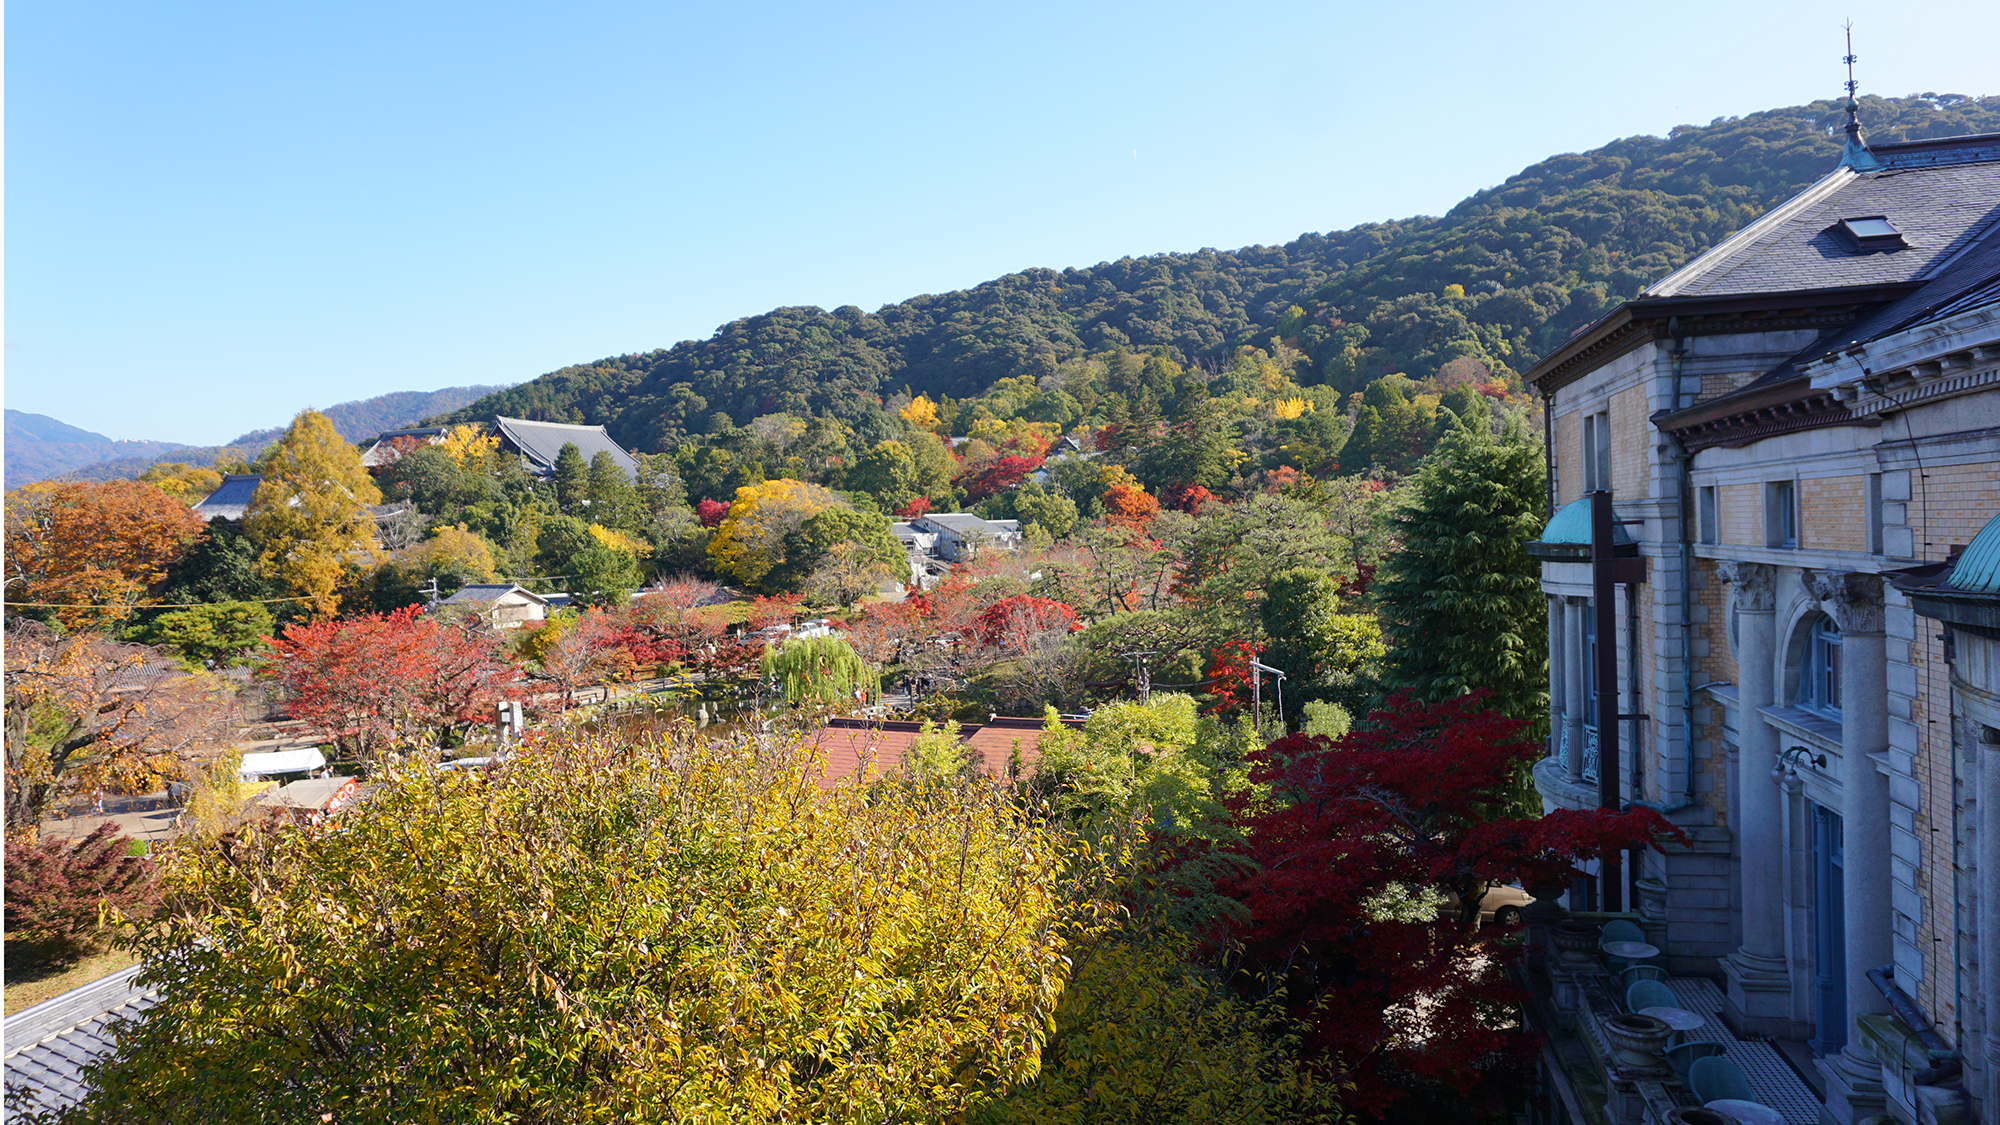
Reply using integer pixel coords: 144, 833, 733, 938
1217, 694, 1680, 1117
265, 606, 522, 757
956, 454, 1043, 503
695, 498, 730, 528
972, 594, 1081, 653
1101, 482, 1159, 528
1201, 639, 1259, 713
1160, 483, 1215, 513
893, 496, 932, 519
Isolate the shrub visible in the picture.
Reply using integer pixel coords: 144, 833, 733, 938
3, 823, 161, 970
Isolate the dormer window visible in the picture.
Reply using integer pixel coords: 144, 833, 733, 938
1837, 215, 1905, 252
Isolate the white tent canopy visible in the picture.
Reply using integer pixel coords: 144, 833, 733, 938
238, 748, 327, 779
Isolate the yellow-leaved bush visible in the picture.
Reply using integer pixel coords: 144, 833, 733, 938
66, 725, 1099, 1124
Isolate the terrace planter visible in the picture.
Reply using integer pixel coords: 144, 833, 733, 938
1552, 918, 1602, 967
1601, 1012, 1674, 1078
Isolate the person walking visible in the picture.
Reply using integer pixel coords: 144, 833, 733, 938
92, 789, 106, 815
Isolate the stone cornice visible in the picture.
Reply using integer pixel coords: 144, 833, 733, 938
1655, 384, 1863, 453
1803, 306, 2000, 419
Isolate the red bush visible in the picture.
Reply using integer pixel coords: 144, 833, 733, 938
4, 824, 162, 969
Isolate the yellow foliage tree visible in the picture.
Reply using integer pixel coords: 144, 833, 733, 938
439, 422, 502, 470
71, 729, 1097, 1123
899, 393, 941, 430
1271, 397, 1312, 421
402, 525, 499, 587
706, 478, 841, 588
587, 523, 649, 556
138, 463, 226, 504
246, 410, 382, 619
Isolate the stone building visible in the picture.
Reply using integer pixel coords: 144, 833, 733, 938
1527, 115, 2000, 1124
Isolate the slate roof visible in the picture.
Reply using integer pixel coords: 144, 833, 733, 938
3, 964, 155, 1120
493, 417, 639, 479
190, 473, 262, 521
1646, 132, 2000, 300
916, 513, 1021, 536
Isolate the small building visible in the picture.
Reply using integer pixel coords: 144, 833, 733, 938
493, 416, 640, 480
358, 426, 448, 467
264, 776, 361, 827
433, 584, 551, 630
910, 513, 1022, 562
189, 473, 262, 521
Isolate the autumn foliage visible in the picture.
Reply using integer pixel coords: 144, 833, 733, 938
4, 823, 161, 969
695, 498, 730, 528
973, 595, 1081, 653
1219, 695, 1680, 1116
265, 606, 521, 757
957, 454, 1043, 503
4, 480, 208, 629
1101, 482, 1159, 527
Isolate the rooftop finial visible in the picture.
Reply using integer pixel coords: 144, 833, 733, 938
1837, 21, 1882, 171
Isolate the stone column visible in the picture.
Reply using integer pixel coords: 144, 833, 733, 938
1564, 597, 1587, 783
1548, 595, 1565, 760
1781, 767, 1816, 1034
1719, 561, 1791, 1033
1981, 715, 2000, 1123
1813, 570, 1891, 1123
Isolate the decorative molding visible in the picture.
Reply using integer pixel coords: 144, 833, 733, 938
1661, 391, 1861, 452
1809, 570, 1886, 634
1718, 560, 1778, 612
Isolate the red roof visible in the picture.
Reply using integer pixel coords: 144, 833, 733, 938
805, 715, 1083, 787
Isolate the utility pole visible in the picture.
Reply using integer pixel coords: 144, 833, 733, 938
1248, 661, 1287, 740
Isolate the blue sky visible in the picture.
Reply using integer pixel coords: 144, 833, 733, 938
8, 0, 1999, 446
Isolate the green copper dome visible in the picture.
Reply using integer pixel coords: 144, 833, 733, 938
1949, 510, 2000, 593
1535, 497, 1636, 547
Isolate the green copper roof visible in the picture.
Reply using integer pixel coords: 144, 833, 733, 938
1949, 510, 2000, 593
1536, 497, 1636, 547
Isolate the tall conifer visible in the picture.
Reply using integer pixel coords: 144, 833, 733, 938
1373, 420, 1546, 726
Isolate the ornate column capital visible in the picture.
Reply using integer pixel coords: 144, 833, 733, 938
1810, 570, 1886, 634
1717, 560, 1777, 612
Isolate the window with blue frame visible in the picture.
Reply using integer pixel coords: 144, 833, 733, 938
1800, 615, 1841, 716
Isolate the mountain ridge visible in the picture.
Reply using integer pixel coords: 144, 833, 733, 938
430, 94, 2000, 455
5, 386, 511, 488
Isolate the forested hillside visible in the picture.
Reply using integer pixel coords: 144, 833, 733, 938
434, 94, 2000, 455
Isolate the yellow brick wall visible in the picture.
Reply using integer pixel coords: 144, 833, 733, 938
1911, 625, 1954, 1041
1719, 483, 1760, 546
1908, 462, 2000, 562
1698, 371, 1762, 402
1694, 560, 1735, 825
1903, 462, 2000, 1041
1611, 385, 1648, 500
1800, 475, 1865, 552
1555, 411, 1581, 506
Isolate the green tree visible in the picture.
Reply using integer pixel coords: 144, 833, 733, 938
246, 410, 382, 619
138, 601, 275, 669
845, 440, 921, 511
64, 729, 1092, 1124
1374, 423, 1547, 725
768, 507, 904, 596
552, 442, 589, 516
760, 634, 877, 706
1260, 566, 1385, 721
586, 451, 641, 530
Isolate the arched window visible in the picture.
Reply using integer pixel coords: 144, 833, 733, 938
1799, 615, 1841, 716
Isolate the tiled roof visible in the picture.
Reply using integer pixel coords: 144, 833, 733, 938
190, 473, 262, 521
438, 583, 548, 606
493, 417, 639, 479
3, 964, 155, 1120
805, 716, 1081, 787
1647, 134, 2000, 300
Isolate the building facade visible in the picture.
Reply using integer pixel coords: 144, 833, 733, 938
1529, 123, 2000, 1124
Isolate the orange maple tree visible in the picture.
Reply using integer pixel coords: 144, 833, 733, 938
5, 480, 209, 630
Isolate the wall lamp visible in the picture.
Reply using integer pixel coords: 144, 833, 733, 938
1780, 745, 1827, 770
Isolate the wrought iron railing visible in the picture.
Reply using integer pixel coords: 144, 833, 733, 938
1582, 725, 1600, 784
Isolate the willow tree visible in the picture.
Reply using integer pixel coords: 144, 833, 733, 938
760, 634, 876, 707
245, 410, 382, 619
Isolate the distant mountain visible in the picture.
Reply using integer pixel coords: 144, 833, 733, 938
6, 386, 511, 488
4, 410, 191, 485
431, 94, 2000, 455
